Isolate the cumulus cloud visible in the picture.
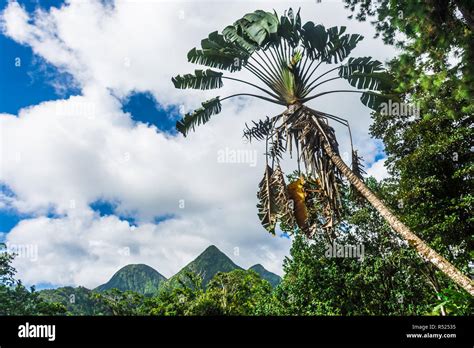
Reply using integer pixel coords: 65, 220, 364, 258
366, 158, 390, 181
6, 212, 291, 288
0, 0, 396, 287
1, 86, 291, 284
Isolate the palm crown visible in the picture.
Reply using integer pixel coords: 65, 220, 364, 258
172, 8, 389, 135
172, 8, 474, 295
173, 8, 387, 234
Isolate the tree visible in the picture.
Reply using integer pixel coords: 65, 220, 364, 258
93, 270, 273, 316
151, 270, 272, 316
0, 243, 66, 315
172, 8, 473, 294
344, 0, 473, 94
205, 270, 272, 315
265, 179, 472, 315
344, 0, 473, 298
92, 289, 149, 316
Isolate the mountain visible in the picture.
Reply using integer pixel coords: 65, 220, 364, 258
248, 264, 281, 287
38, 286, 110, 315
39, 246, 280, 312
165, 245, 242, 288
95, 264, 167, 296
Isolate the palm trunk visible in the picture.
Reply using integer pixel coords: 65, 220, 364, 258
322, 142, 474, 296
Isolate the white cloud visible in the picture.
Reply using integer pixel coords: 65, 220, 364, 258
0, 0, 396, 287
1, 87, 291, 285
366, 158, 390, 181
6, 213, 290, 288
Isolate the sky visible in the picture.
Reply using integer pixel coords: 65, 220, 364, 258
0, 0, 396, 289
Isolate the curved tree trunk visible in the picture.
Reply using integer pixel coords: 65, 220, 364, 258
321, 142, 474, 296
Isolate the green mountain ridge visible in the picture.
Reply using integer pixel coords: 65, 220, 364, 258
248, 264, 281, 287
95, 264, 167, 296
38, 245, 281, 312
164, 245, 244, 288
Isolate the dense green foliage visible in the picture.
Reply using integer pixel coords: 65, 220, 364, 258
0, 243, 66, 315
264, 179, 472, 315
93, 270, 272, 316
345, 0, 473, 301
30, 245, 281, 316
39, 286, 109, 315
3, 227, 472, 316
248, 264, 281, 287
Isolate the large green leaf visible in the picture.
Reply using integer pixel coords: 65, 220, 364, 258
176, 97, 222, 136
222, 10, 279, 52
339, 57, 388, 90
187, 48, 239, 72
339, 57, 383, 76
300, 25, 363, 64
222, 25, 257, 53
201, 31, 232, 50
277, 8, 301, 48
241, 10, 279, 45
360, 91, 392, 110
172, 69, 223, 90
187, 31, 250, 72
347, 71, 391, 90
338, 57, 395, 109
323, 26, 364, 63
300, 22, 328, 59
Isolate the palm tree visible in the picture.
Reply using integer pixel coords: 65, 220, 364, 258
172, 9, 473, 295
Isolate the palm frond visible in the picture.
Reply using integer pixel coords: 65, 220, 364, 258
187, 32, 250, 72
257, 165, 279, 234
339, 56, 382, 74
172, 69, 223, 90
222, 25, 258, 53
323, 26, 364, 64
299, 22, 328, 60
176, 97, 221, 136
339, 59, 396, 109
268, 128, 287, 161
243, 116, 275, 142
360, 91, 392, 110
277, 8, 301, 48
187, 47, 242, 72
338, 57, 387, 91
271, 165, 296, 230
241, 10, 279, 46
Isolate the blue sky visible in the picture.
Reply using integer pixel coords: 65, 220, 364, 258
0, 0, 181, 235
0, 2, 73, 115
0, 0, 74, 236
